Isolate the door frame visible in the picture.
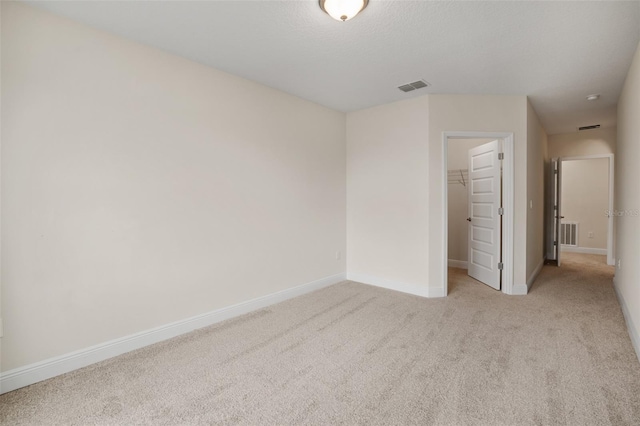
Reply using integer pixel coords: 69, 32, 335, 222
442, 132, 515, 295
556, 154, 615, 265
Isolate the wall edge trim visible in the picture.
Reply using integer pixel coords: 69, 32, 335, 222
614, 277, 640, 365
526, 257, 545, 291
513, 257, 544, 295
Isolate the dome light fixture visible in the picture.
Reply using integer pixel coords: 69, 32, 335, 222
586, 94, 600, 101
319, 0, 369, 22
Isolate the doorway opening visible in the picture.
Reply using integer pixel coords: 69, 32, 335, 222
442, 132, 515, 296
546, 154, 614, 266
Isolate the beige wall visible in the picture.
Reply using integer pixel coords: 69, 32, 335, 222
526, 101, 548, 283
346, 97, 430, 295
1, 3, 346, 371
428, 95, 528, 291
4, 0, 617, 377
349, 95, 535, 295
447, 139, 494, 262
561, 159, 609, 250
615, 41, 640, 361
548, 127, 616, 158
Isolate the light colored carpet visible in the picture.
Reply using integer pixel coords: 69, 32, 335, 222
1, 254, 639, 425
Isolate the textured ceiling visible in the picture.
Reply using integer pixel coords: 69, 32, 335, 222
26, 0, 640, 135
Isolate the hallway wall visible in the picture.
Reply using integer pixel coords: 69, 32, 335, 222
561, 158, 609, 251
548, 127, 616, 158
615, 41, 640, 362
526, 101, 548, 286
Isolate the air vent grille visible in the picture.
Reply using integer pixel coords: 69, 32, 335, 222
578, 124, 601, 131
560, 222, 578, 247
398, 80, 430, 93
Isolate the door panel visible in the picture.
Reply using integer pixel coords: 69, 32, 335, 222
472, 227, 493, 244
467, 140, 501, 290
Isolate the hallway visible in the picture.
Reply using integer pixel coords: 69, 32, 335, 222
446, 252, 639, 423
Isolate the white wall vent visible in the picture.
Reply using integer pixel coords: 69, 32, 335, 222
398, 80, 430, 93
560, 221, 579, 247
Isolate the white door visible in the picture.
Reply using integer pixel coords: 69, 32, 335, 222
467, 140, 502, 290
554, 159, 563, 266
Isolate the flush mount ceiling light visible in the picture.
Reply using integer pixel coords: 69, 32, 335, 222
586, 94, 600, 101
319, 0, 369, 22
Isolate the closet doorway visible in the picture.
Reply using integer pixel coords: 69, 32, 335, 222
442, 132, 515, 295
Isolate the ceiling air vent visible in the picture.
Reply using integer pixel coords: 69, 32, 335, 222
578, 124, 601, 131
398, 80, 430, 93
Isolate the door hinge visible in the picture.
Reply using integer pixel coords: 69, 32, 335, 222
498, 207, 504, 215
553, 241, 557, 246
498, 152, 504, 160
554, 205, 558, 210
554, 169, 558, 174
498, 262, 504, 270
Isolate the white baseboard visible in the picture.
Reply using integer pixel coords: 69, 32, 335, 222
346, 272, 441, 298
428, 286, 446, 298
0, 272, 346, 395
561, 246, 607, 255
513, 257, 544, 296
448, 259, 468, 269
613, 278, 640, 365
511, 284, 528, 295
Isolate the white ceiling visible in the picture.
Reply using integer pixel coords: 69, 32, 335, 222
26, 0, 640, 135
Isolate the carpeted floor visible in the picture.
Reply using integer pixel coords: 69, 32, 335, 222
1, 254, 639, 425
